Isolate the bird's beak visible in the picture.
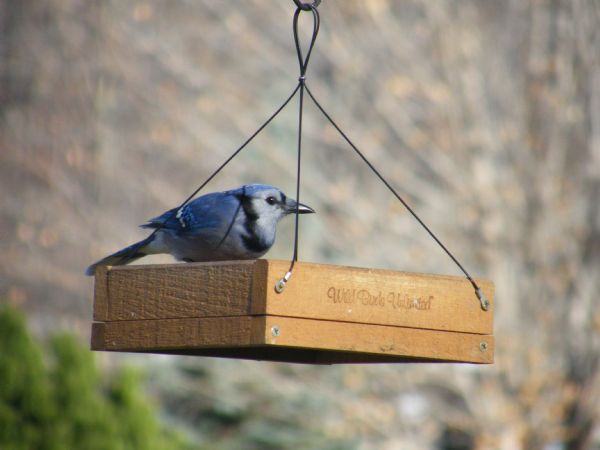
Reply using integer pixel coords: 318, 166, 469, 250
285, 199, 315, 215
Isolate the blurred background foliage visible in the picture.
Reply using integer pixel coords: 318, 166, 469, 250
0, 305, 190, 450
1, 0, 599, 449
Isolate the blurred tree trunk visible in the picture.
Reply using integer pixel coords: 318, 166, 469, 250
519, 0, 600, 448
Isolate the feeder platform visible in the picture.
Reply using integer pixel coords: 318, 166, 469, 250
91, 260, 494, 364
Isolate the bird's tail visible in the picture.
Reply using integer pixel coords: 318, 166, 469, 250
85, 234, 157, 276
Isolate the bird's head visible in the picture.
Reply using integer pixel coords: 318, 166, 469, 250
235, 184, 315, 224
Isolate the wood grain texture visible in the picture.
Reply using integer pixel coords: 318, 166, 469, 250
262, 316, 493, 364
258, 260, 494, 334
97, 261, 257, 320
91, 316, 493, 364
91, 316, 263, 351
93, 266, 109, 321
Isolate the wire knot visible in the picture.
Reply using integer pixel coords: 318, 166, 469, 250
293, 0, 321, 11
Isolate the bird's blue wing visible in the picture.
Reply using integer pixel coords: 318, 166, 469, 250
140, 192, 241, 233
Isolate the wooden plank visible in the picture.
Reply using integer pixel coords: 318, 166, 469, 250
261, 316, 493, 364
94, 260, 494, 334
93, 266, 109, 321
96, 261, 257, 320
256, 260, 494, 335
91, 316, 263, 351
91, 316, 493, 364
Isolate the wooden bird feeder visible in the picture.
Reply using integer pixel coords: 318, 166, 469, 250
90, 4, 496, 365
91, 259, 494, 364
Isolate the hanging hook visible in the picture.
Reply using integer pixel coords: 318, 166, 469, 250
292, 2, 320, 81
293, 0, 321, 11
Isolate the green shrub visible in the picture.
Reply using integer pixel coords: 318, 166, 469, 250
0, 305, 190, 450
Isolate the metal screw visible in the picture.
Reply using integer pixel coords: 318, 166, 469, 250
479, 341, 488, 352
271, 326, 280, 337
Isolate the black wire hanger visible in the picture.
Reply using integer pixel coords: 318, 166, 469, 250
149, 0, 490, 311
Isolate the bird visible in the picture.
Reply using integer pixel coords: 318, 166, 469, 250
85, 184, 315, 276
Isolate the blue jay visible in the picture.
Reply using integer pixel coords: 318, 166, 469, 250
85, 184, 314, 276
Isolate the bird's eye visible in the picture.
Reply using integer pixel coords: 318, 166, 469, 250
266, 196, 277, 205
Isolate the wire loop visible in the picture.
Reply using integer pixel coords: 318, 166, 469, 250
292, 5, 320, 79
